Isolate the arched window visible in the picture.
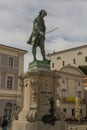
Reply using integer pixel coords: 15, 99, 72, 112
61, 89, 66, 98
4, 103, 12, 119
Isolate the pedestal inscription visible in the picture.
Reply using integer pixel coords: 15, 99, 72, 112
37, 79, 54, 118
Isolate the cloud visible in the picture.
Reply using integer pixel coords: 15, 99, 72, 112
0, 0, 87, 72
46, 37, 86, 53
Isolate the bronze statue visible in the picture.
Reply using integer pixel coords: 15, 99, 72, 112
48, 97, 55, 116
42, 97, 57, 125
27, 10, 47, 61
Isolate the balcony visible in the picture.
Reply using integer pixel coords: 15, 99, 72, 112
58, 97, 85, 104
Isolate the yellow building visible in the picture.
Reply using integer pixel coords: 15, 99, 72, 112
0, 44, 27, 119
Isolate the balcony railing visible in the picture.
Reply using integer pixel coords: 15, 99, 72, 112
59, 97, 85, 104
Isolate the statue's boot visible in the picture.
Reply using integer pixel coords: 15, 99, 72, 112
34, 57, 37, 61
43, 57, 48, 61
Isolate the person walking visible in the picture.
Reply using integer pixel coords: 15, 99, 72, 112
1, 116, 8, 130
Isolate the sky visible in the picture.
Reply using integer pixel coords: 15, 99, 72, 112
0, 0, 87, 72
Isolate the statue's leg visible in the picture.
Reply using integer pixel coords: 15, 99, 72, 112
32, 44, 37, 61
40, 38, 47, 61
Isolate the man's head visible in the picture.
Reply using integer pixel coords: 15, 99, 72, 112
3, 115, 6, 119
39, 10, 47, 17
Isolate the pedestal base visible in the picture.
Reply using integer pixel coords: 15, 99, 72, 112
11, 120, 66, 130
29, 60, 50, 72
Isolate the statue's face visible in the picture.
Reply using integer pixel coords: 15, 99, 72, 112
41, 11, 47, 17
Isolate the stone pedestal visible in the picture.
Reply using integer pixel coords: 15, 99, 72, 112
29, 60, 50, 72
12, 120, 66, 130
11, 60, 66, 130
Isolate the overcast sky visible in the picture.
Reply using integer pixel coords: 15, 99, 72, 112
0, 0, 87, 72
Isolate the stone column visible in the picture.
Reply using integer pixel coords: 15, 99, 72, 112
18, 80, 30, 121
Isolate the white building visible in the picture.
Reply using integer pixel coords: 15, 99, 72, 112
0, 44, 27, 119
57, 65, 86, 118
47, 45, 87, 71
47, 45, 87, 117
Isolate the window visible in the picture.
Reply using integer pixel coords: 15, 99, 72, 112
72, 109, 75, 116
63, 108, 67, 113
0, 54, 1, 64
9, 57, 14, 67
7, 76, 13, 89
73, 59, 76, 64
85, 57, 87, 62
78, 91, 82, 98
80, 109, 82, 116
63, 61, 65, 66
77, 51, 82, 55
57, 56, 61, 60
0, 74, 1, 88
61, 90, 66, 98
78, 81, 80, 86
52, 63, 54, 68
62, 79, 65, 84
4, 103, 12, 119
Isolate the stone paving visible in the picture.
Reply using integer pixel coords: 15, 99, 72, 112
0, 126, 11, 130
0, 123, 87, 130
67, 124, 87, 130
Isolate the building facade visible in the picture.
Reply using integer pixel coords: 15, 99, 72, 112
0, 44, 27, 119
57, 65, 86, 118
47, 45, 87, 71
47, 45, 87, 117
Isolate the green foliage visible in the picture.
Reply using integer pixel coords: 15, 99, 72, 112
79, 66, 87, 75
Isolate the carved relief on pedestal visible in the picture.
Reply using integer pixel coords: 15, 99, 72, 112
30, 78, 39, 105
19, 79, 24, 91
26, 78, 39, 122
26, 108, 37, 122
37, 78, 55, 120
19, 80, 23, 87
24, 82, 28, 88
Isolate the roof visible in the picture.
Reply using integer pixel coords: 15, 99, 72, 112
48, 44, 87, 56
0, 44, 27, 54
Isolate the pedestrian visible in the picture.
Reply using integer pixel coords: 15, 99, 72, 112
1, 116, 8, 130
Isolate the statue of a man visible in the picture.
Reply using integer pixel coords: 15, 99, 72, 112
48, 97, 55, 116
27, 10, 47, 61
